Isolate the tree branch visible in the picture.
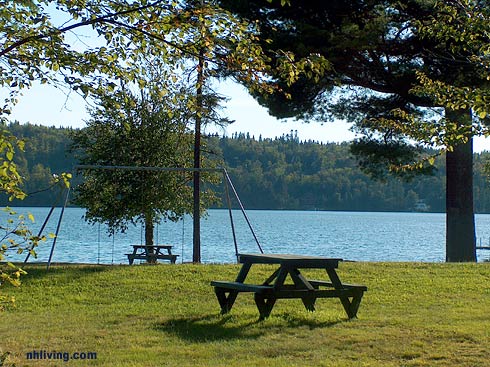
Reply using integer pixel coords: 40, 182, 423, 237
0, 0, 169, 58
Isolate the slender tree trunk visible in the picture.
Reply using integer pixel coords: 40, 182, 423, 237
445, 108, 476, 262
192, 42, 205, 264
144, 212, 155, 263
192, 0, 207, 264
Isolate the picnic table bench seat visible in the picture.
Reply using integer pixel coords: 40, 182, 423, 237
210, 281, 274, 293
126, 253, 179, 264
308, 280, 368, 291
211, 280, 366, 298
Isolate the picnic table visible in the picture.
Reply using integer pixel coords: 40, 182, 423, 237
126, 245, 178, 265
211, 253, 367, 320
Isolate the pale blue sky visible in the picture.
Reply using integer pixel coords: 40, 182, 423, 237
4, 79, 358, 144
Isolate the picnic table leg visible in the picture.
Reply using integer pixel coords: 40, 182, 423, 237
128, 248, 138, 265
289, 268, 317, 312
251, 266, 286, 319
326, 268, 358, 319
166, 246, 176, 264
346, 289, 365, 318
254, 293, 276, 320
262, 267, 281, 285
222, 262, 252, 308
214, 288, 239, 314
213, 262, 253, 315
272, 267, 289, 287
235, 262, 252, 282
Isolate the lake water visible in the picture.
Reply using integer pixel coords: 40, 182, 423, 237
3, 207, 490, 264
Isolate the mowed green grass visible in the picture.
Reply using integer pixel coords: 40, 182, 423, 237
1, 262, 490, 366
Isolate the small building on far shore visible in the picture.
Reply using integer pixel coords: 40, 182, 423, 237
413, 200, 430, 212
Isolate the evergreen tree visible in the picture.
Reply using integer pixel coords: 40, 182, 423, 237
218, 0, 490, 261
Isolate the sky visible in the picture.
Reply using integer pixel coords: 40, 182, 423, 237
4, 79, 490, 152
3, 78, 358, 144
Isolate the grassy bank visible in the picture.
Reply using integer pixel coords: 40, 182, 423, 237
1, 262, 490, 366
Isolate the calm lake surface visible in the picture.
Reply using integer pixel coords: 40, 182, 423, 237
4, 207, 490, 264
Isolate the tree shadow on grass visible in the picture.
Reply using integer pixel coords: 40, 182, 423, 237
155, 314, 263, 342
155, 312, 344, 343
273, 312, 346, 330
4, 263, 112, 284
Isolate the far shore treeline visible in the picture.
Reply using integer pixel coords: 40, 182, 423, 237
3, 122, 490, 213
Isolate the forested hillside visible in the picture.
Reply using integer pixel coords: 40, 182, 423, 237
3, 123, 490, 212
3, 123, 78, 206
210, 134, 447, 212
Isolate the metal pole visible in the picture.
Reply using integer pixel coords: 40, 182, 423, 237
223, 169, 263, 254
74, 164, 221, 173
24, 206, 56, 263
97, 223, 101, 264
47, 187, 70, 271
223, 170, 239, 262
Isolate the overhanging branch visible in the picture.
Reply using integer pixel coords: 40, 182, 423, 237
0, 0, 169, 58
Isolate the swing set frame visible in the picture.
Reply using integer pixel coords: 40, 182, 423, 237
26, 165, 263, 269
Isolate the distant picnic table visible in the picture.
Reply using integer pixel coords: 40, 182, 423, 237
126, 245, 178, 265
211, 253, 367, 320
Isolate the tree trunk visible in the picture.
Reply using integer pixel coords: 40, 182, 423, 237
445, 108, 476, 262
192, 49, 204, 264
193, 6, 205, 264
144, 212, 155, 263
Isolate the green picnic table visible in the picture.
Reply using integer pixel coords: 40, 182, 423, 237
211, 253, 367, 320
126, 245, 178, 264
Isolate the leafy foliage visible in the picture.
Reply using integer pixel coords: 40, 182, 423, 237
0, 129, 67, 312
414, 0, 490, 119
0, 208, 43, 311
219, 0, 490, 165
0, 127, 30, 311
0, 128, 25, 201
0, 123, 77, 206
1, 0, 289, 263
1, 0, 278, 120
70, 85, 220, 243
211, 134, 447, 212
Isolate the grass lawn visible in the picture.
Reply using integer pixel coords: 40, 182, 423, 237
1, 262, 490, 366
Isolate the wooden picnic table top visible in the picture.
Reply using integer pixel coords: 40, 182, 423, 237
237, 253, 342, 268
131, 244, 173, 249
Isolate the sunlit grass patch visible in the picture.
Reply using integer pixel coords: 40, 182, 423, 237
1, 262, 489, 366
